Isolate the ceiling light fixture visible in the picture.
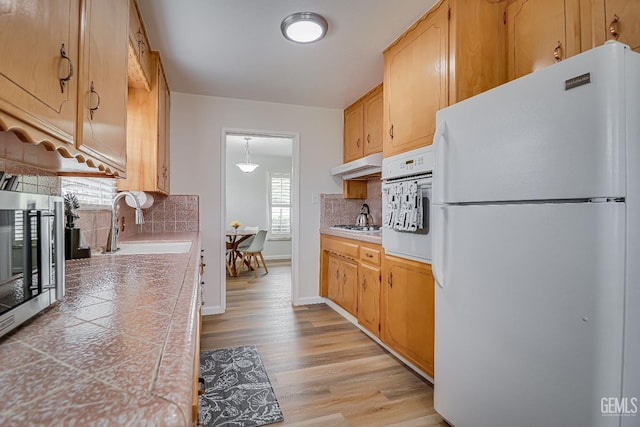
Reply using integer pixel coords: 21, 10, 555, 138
281, 12, 328, 44
236, 137, 259, 173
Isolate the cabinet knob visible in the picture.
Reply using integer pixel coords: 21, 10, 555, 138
362, 277, 367, 291
387, 272, 393, 287
356, 138, 360, 148
389, 125, 394, 139
59, 43, 74, 94
553, 41, 562, 62
367, 134, 371, 144
609, 14, 620, 40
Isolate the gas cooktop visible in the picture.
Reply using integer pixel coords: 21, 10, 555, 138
331, 224, 382, 233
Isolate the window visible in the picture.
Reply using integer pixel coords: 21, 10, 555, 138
269, 173, 291, 238
60, 177, 116, 208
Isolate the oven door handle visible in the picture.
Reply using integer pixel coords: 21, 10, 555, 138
432, 205, 446, 288
433, 120, 446, 205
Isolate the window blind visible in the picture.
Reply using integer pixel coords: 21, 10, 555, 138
60, 177, 116, 207
269, 174, 291, 236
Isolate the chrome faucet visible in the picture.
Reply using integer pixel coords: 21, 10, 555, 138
104, 191, 145, 253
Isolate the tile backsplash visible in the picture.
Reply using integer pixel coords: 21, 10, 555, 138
320, 178, 382, 227
0, 158, 60, 196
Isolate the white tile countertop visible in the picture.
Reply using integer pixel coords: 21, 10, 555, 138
0, 232, 201, 426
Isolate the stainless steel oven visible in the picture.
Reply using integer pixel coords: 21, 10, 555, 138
0, 191, 64, 338
382, 146, 434, 263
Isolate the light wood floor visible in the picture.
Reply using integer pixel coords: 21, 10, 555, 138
201, 262, 447, 426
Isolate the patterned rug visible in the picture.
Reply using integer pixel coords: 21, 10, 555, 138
199, 345, 284, 427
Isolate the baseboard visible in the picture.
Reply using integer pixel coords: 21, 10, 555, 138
293, 296, 325, 306
263, 256, 292, 261
202, 305, 224, 315
324, 298, 434, 384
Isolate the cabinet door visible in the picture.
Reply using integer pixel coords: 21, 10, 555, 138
0, 0, 79, 143
339, 258, 359, 316
327, 254, 342, 304
358, 263, 381, 336
157, 66, 170, 193
381, 255, 435, 377
506, 0, 581, 80
383, 1, 448, 157
77, 0, 128, 174
363, 85, 383, 156
603, 0, 640, 51
343, 102, 364, 163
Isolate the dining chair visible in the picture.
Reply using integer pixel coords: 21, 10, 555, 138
237, 226, 259, 251
237, 229, 269, 278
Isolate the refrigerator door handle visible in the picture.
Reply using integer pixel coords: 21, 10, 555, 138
433, 205, 446, 288
433, 120, 447, 204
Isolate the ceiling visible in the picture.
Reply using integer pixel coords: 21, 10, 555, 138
136, 0, 438, 109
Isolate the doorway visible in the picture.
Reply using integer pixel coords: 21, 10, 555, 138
223, 131, 295, 306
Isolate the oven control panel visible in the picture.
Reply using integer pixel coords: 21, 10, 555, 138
382, 146, 434, 180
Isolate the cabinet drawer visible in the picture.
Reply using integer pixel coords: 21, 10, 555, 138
360, 246, 381, 266
323, 237, 359, 259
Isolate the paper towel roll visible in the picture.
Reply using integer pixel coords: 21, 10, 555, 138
125, 191, 154, 209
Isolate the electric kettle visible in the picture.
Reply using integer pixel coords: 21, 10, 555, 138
355, 203, 374, 227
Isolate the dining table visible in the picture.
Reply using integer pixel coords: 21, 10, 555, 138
225, 230, 256, 276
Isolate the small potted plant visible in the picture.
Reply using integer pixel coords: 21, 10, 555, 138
230, 220, 241, 231
64, 194, 80, 229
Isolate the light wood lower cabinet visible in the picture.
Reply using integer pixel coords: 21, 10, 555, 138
192, 305, 202, 424
358, 244, 382, 337
321, 235, 435, 377
327, 253, 359, 316
381, 254, 435, 378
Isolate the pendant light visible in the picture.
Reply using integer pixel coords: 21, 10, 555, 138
236, 137, 259, 173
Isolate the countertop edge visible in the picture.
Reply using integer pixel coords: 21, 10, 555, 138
320, 227, 382, 245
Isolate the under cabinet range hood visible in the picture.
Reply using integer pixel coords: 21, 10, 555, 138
330, 153, 383, 180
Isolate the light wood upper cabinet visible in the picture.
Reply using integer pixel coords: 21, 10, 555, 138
76, 0, 129, 175
343, 102, 364, 163
0, 0, 79, 145
343, 84, 383, 163
506, 0, 582, 80
128, 0, 153, 89
157, 61, 171, 193
363, 84, 383, 156
592, 0, 640, 52
383, 2, 448, 157
119, 52, 171, 194
383, 0, 505, 157
381, 255, 435, 378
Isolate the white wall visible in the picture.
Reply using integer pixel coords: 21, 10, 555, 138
226, 149, 292, 260
170, 93, 343, 314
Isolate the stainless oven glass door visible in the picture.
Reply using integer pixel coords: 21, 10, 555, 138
382, 178, 432, 263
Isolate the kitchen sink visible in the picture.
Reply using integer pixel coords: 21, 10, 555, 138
101, 241, 192, 255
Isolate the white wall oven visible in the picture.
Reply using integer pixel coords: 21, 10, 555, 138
0, 191, 64, 338
382, 146, 434, 263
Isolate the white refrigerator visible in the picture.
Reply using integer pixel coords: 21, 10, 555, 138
432, 41, 640, 427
